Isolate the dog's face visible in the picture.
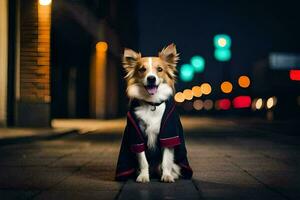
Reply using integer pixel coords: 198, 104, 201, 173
123, 44, 179, 101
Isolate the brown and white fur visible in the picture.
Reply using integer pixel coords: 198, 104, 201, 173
122, 44, 181, 183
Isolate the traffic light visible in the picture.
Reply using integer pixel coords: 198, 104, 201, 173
191, 55, 205, 72
180, 64, 194, 82
213, 34, 231, 62
214, 49, 231, 61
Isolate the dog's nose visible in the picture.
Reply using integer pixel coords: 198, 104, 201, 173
147, 76, 156, 84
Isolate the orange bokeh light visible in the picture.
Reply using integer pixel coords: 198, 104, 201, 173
174, 92, 185, 103
201, 83, 212, 95
183, 89, 193, 100
238, 75, 250, 88
192, 86, 202, 97
96, 41, 108, 52
220, 81, 233, 93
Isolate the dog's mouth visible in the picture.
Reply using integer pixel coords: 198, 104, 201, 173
145, 85, 158, 95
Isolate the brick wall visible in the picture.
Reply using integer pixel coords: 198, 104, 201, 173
0, 0, 8, 126
16, 0, 51, 127
19, 0, 51, 103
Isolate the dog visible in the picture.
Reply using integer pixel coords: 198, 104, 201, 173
115, 44, 193, 183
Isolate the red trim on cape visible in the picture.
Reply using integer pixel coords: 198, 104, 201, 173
116, 168, 135, 177
130, 143, 146, 153
160, 136, 181, 147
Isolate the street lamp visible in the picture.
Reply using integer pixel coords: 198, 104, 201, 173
39, 0, 51, 6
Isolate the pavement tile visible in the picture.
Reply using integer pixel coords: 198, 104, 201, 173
0, 167, 31, 189
0, 189, 39, 200
118, 179, 201, 200
33, 190, 118, 200
47, 157, 91, 168
21, 168, 75, 190
0, 157, 57, 167
52, 172, 122, 191
193, 170, 286, 200
195, 182, 285, 200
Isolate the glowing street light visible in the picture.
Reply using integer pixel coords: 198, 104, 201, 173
39, 0, 52, 6
220, 81, 233, 93
266, 97, 277, 109
192, 86, 202, 97
190, 56, 205, 72
214, 49, 231, 62
238, 75, 251, 88
174, 92, 185, 103
180, 64, 194, 82
255, 98, 263, 110
201, 83, 212, 95
96, 41, 108, 52
183, 89, 193, 100
213, 34, 232, 62
214, 34, 232, 49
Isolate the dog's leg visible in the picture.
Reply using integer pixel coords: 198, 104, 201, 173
136, 151, 150, 183
161, 147, 176, 183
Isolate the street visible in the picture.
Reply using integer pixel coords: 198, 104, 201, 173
0, 117, 300, 200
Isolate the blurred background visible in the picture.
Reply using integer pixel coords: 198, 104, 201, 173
0, 0, 300, 127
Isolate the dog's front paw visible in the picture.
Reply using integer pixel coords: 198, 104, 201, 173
161, 174, 175, 183
136, 172, 150, 183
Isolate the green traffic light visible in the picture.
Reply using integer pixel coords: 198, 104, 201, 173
214, 49, 231, 62
191, 55, 205, 73
214, 34, 231, 49
180, 64, 194, 82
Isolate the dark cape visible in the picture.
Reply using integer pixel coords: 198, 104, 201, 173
115, 98, 193, 181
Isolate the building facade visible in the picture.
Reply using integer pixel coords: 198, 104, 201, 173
0, 0, 138, 127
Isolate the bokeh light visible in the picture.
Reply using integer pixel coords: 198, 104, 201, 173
191, 56, 205, 72
233, 96, 251, 109
204, 99, 214, 110
217, 99, 231, 110
183, 89, 193, 100
266, 96, 277, 109
192, 86, 202, 97
220, 81, 233, 93
180, 64, 194, 82
214, 49, 231, 62
96, 41, 108, 52
174, 92, 185, 103
255, 98, 263, 110
193, 100, 203, 110
39, 0, 52, 6
201, 83, 212, 95
214, 34, 232, 49
289, 70, 300, 81
238, 75, 251, 88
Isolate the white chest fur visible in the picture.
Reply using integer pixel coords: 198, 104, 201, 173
134, 102, 166, 149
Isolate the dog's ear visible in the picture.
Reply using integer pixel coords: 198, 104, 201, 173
123, 48, 141, 69
123, 48, 141, 79
159, 43, 179, 68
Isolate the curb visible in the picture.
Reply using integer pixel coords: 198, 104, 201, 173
0, 129, 79, 146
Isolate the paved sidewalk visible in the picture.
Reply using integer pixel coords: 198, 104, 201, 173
0, 118, 299, 199
0, 128, 77, 140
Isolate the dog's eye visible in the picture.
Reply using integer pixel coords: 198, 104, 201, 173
138, 67, 146, 73
157, 67, 163, 72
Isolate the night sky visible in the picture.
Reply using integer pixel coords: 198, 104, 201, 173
137, 0, 300, 90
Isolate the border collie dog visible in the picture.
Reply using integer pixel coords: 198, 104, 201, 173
116, 44, 193, 183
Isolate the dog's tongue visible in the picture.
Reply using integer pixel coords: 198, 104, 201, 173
146, 86, 158, 95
